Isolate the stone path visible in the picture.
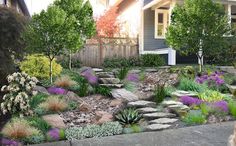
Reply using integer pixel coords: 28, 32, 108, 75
96, 71, 123, 88
127, 100, 181, 131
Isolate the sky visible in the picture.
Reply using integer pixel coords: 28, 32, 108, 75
24, 0, 106, 17
25, 0, 54, 15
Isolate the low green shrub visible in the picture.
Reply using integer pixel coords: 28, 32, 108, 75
154, 84, 166, 104
182, 111, 206, 125
78, 78, 89, 97
123, 124, 143, 134
27, 117, 51, 133
29, 93, 48, 109
115, 108, 142, 126
117, 67, 129, 80
177, 78, 207, 93
228, 101, 236, 118
93, 85, 111, 96
65, 122, 123, 140
67, 101, 78, 110
103, 56, 141, 68
20, 54, 62, 79
141, 54, 165, 67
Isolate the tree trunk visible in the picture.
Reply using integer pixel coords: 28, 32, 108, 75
49, 58, 53, 84
69, 50, 72, 70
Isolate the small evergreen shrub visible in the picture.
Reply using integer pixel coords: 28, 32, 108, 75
26, 117, 51, 133
20, 54, 62, 79
228, 101, 236, 118
154, 84, 166, 104
117, 67, 129, 80
93, 85, 111, 96
141, 54, 165, 67
65, 122, 123, 140
29, 93, 48, 109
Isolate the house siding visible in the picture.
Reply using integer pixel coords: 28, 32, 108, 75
143, 8, 168, 51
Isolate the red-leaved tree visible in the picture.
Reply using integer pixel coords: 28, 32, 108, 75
96, 6, 120, 37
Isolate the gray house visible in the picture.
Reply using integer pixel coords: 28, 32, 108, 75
138, 0, 236, 65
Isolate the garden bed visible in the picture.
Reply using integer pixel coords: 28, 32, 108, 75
0, 65, 236, 146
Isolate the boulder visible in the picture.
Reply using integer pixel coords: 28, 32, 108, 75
99, 78, 120, 84
66, 91, 82, 102
33, 86, 49, 95
143, 112, 176, 120
111, 89, 139, 101
42, 114, 66, 128
171, 90, 198, 98
149, 118, 178, 124
79, 102, 92, 112
109, 99, 123, 107
127, 100, 156, 108
226, 84, 236, 97
95, 111, 113, 124
145, 124, 171, 131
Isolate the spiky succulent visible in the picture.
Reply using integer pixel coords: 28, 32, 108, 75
115, 108, 142, 126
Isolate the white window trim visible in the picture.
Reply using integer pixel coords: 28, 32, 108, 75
155, 9, 169, 39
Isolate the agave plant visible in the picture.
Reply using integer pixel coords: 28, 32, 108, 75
115, 108, 142, 126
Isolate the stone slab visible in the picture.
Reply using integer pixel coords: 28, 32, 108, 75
127, 100, 156, 108
111, 89, 139, 101
149, 118, 178, 124
143, 112, 176, 119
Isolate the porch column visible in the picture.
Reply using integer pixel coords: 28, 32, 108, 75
228, 4, 232, 24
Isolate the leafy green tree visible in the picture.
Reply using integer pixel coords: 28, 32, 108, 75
24, 0, 95, 82
166, 0, 231, 72
54, 0, 96, 69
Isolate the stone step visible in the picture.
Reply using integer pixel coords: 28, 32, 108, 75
161, 100, 184, 107
111, 89, 139, 102
145, 124, 171, 131
136, 107, 160, 114
92, 68, 104, 72
171, 90, 198, 98
127, 100, 156, 108
149, 118, 178, 124
96, 72, 115, 78
100, 84, 124, 88
143, 112, 176, 120
98, 78, 120, 84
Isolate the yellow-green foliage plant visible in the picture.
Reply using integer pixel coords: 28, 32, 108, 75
198, 90, 224, 102
20, 54, 62, 79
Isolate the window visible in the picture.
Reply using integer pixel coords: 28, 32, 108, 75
155, 9, 169, 39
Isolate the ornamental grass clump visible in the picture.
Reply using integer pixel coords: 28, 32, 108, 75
38, 96, 68, 112
54, 75, 76, 88
0, 72, 38, 115
182, 111, 206, 125
1, 118, 40, 139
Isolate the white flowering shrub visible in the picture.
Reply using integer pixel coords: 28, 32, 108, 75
0, 72, 38, 116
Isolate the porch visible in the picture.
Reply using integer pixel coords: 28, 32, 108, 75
139, 0, 236, 65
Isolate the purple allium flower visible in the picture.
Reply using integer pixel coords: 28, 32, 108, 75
212, 100, 228, 112
195, 71, 225, 87
47, 128, 60, 140
47, 87, 67, 95
81, 69, 98, 85
180, 96, 203, 106
126, 73, 139, 82
1, 138, 21, 146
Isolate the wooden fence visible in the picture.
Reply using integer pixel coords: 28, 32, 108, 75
73, 37, 139, 67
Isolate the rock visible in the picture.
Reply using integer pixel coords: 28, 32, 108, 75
145, 69, 158, 72
99, 78, 121, 84
136, 107, 159, 114
33, 86, 49, 95
127, 100, 156, 108
96, 72, 115, 78
145, 124, 171, 131
129, 69, 141, 74
169, 73, 178, 80
79, 102, 92, 112
95, 111, 113, 124
42, 114, 66, 128
66, 91, 81, 102
111, 89, 139, 101
171, 90, 198, 98
143, 112, 176, 119
74, 118, 87, 124
92, 68, 103, 72
100, 84, 124, 88
226, 84, 236, 96
161, 100, 183, 107
110, 99, 123, 107
168, 104, 190, 111
149, 118, 178, 124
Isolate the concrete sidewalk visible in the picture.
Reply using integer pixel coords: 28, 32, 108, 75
34, 121, 236, 146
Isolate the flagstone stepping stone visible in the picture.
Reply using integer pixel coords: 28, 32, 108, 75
100, 84, 124, 88
99, 78, 121, 84
96, 72, 115, 78
145, 69, 158, 72
129, 69, 141, 74
149, 118, 178, 124
168, 104, 190, 111
145, 124, 171, 131
127, 100, 156, 108
161, 100, 183, 107
171, 90, 198, 98
136, 107, 160, 114
92, 68, 103, 72
111, 89, 139, 101
143, 112, 176, 119
42, 114, 66, 128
